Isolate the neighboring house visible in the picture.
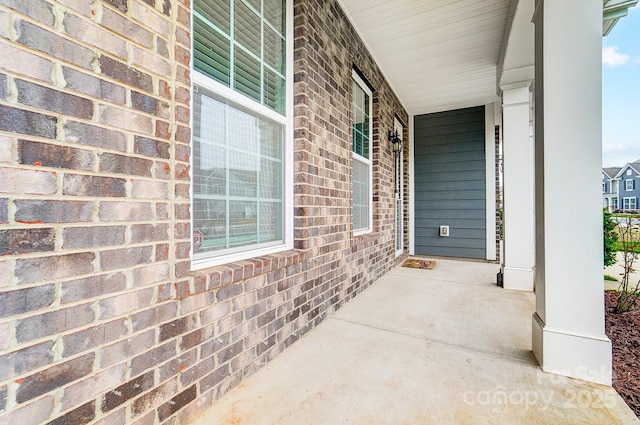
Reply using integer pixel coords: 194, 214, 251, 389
615, 161, 640, 211
0, 0, 635, 424
603, 166, 621, 211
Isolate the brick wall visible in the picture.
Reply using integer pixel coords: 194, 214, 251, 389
0, 0, 408, 424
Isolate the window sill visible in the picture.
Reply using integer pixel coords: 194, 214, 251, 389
184, 249, 305, 297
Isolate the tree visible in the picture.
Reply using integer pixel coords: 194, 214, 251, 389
614, 214, 640, 313
604, 209, 618, 268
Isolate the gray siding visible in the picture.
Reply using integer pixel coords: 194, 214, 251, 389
414, 106, 486, 259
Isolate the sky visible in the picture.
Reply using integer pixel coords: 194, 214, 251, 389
602, 4, 640, 168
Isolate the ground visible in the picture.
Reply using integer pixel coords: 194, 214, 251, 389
605, 290, 640, 418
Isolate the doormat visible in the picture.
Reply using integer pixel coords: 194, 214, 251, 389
401, 259, 436, 269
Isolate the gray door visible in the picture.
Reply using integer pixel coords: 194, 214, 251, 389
414, 106, 486, 259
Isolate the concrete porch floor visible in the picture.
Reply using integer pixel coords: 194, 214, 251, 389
190, 259, 638, 425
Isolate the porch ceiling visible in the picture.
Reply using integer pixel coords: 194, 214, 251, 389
337, 0, 512, 116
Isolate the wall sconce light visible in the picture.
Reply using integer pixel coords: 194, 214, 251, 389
388, 130, 402, 155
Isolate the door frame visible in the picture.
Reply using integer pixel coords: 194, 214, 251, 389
394, 117, 404, 257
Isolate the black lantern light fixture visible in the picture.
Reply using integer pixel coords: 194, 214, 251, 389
388, 130, 402, 156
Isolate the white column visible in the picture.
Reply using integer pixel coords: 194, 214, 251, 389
501, 83, 534, 291
532, 0, 612, 385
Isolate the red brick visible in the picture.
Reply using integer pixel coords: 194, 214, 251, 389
15, 200, 94, 223
157, 385, 196, 422
64, 120, 127, 152
0, 228, 55, 255
155, 120, 171, 139
103, 0, 127, 12
159, 349, 197, 382
132, 91, 170, 118
134, 136, 170, 159
99, 55, 152, 92
130, 341, 176, 376
16, 352, 94, 403
130, 3, 170, 35
158, 79, 171, 100
0, 105, 56, 139
200, 364, 230, 393
100, 246, 153, 271
131, 179, 169, 199
16, 79, 93, 119
100, 329, 155, 369
46, 401, 95, 425
0, 135, 11, 163
131, 224, 169, 243
132, 379, 177, 418
0, 167, 57, 195
98, 152, 153, 177
62, 319, 128, 357
98, 105, 153, 134
55, 0, 94, 18
16, 303, 95, 343
92, 406, 126, 425
101, 8, 153, 49
159, 314, 198, 342
99, 201, 153, 221
0, 43, 52, 83
130, 44, 171, 76
63, 174, 127, 197
16, 20, 94, 69
131, 262, 170, 287
15, 252, 95, 284
18, 140, 94, 171
2, 0, 54, 25
64, 13, 127, 58
0, 395, 55, 425
63, 66, 126, 104
61, 365, 127, 411
0, 285, 54, 318
102, 371, 154, 413
0, 341, 54, 381
157, 36, 170, 57
61, 272, 126, 303
99, 287, 154, 319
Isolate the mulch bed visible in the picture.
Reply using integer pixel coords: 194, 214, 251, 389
605, 290, 640, 418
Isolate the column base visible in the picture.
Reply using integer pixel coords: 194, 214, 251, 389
532, 313, 612, 385
502, 266, 534, 291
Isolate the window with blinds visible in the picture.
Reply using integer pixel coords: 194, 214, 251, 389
352, 71, 372, 235
192, 0, 288, 266
193, 0, 286, 114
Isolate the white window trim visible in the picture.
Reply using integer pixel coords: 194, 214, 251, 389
624, 197, 636, 210
625, 179, 634, 191
352, 70, 373, 236
190, 0, 294, 270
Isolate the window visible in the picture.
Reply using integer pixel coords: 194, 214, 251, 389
602, 182, 606, 193
611, 198, 618, 210
192, 0, 291, 267
352, 71, 373, 234
624, 197, 636, 210
625, 179, 634, 191
613, 180, 618, 194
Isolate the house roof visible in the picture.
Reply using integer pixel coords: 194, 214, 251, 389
604, 167, 622, 178
615, 162, 640, 178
